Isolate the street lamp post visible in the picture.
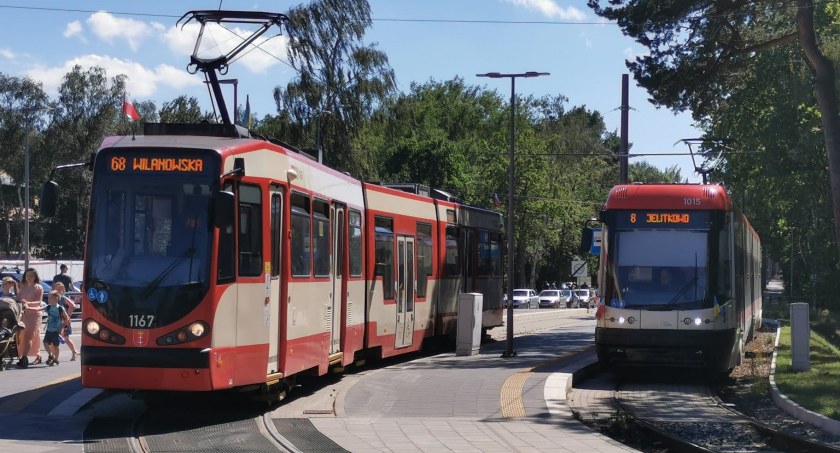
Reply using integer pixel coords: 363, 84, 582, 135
22, 106, 52, 270
316, 109, 333, 164
476, 71, 549, 358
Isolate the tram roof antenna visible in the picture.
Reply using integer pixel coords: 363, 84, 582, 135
177, 10, 289, 126
677, 138, 730, 184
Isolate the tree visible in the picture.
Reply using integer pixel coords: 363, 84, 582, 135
159, 96, 212, 123
629, 161, 683, 183
358, 78, 615, 288
273, 0, 395, 178
0, 73, 50, 257
38, 66, 125, 258
588, 0, 840, 256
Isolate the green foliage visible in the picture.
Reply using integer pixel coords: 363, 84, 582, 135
588, 0, 840, 306
273, 0, 395, 178
0, 73, 50, 256
359, 78, 615, 287
629, 161, 683, 183
38, 66, 125, 258
159, 96, 211, 123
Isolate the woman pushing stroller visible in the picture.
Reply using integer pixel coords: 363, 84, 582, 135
0, 292, 23, 370
17, 268, 45, 368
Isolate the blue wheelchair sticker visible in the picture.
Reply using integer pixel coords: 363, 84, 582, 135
87, 288, 98, 301
96, 290, 109, 304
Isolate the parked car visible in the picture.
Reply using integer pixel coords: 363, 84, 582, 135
508, 289, 539, 309
559, 289, 575, 307
538, 289, 564, 308
574, 289, 592, 308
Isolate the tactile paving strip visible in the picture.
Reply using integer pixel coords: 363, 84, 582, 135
143, 417, 278, 452
273, 418, 348, 452
84, 416, 134, 453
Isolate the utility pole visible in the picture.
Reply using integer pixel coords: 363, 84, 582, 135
619, 74, 629, 184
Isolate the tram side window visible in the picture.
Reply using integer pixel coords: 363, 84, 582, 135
217, 182, 235, 283
491, 233, 502, 276
444, 226, 461, 277
270, 192, 282, 277
478, 230, 492, 277
290, 193, 311, 277
375, 216, 395, 299
416, 222, 432, 298
716, 214, 732, 300
313, 199, 330, 277
349, 210, 363, 277
238, 184, 262, 277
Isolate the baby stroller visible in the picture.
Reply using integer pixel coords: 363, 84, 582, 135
0, 297, 23, 371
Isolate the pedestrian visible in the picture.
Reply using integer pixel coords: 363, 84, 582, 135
17, 268, 44, 367
52, 264, 78, 292
0, 276, 18, 298
43, 291, 70, 366
51, 281, 78, 361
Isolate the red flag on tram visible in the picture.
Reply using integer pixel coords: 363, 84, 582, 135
122, 100, 140, 121
492, 193, 502, 207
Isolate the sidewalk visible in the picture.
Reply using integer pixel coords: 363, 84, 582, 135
269, 313, 638, 452
0, 324, 99, 453
1, 313, 636, 452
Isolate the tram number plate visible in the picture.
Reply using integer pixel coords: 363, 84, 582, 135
129, 314, 156, 328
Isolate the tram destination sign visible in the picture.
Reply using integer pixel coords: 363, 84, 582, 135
616, 210, 709, 229
109, 156, 205, 173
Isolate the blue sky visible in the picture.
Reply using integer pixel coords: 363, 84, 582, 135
0, 0, 702, 182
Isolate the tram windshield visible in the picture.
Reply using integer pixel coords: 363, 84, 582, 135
84, 148, 220, 329
612, 229, 709, 309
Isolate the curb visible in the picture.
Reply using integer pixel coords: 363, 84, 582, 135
768, 324, 840, 435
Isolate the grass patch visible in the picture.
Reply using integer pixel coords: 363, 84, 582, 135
774, 326, 840, 419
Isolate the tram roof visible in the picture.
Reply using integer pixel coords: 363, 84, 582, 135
603, 184, 731, 211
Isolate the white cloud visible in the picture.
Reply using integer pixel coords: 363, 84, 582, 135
623, 47, 648, 60
0, 48, 15, 59
580, 32, 592, 48
87, 12, 155, 51
162, 22, 290, 74
504, 0, 586, 21
25, 54, 201, 97
64, 21, 84, 39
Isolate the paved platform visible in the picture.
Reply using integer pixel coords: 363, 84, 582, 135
0, 312, 633, 452
0, 322, 100, 453
269, 312, 639, 452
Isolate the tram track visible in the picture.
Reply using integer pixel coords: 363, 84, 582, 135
85, 395, 296, 453
616, 381, 840, 452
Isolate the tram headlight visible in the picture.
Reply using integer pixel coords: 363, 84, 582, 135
189, 322, 205, 337
694, 317, 702, 326
86, 320, 101, 335
618, 316, 625, 324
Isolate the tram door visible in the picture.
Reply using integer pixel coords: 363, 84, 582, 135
329, 204, 345, 355
267, 186, 284, 374
395, 236, 415, 348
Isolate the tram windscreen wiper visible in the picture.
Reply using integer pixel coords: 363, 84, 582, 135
140, 247, 196, 299
666, 275, 698, 306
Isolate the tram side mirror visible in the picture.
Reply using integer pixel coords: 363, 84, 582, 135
212, 190, 235, 228
579, 227, 594, 256
40, 180, 59, 218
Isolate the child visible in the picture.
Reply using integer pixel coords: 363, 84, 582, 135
52, 282, 78, 361
43, 291, 69, 366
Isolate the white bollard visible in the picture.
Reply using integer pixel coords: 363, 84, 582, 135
790, 302, 810, 371
456, 293, 483, 356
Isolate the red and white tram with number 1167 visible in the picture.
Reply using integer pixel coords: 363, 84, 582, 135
42, 122, 504, 398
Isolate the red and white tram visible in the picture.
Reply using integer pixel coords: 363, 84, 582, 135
43, 123, 503, 395
589, 184, 762, 374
